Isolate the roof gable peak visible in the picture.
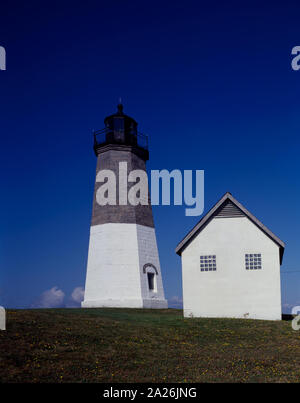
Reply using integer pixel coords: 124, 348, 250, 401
175, 192, 285, 264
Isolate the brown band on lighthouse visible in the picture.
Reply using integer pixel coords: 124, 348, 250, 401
91, 147, 155, 228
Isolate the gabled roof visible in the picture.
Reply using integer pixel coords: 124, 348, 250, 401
175, 192, 285, 264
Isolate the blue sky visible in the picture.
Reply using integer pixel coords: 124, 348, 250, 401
1, 0, 300, 311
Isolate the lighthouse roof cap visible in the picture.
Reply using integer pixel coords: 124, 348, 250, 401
104, 103, 137, 125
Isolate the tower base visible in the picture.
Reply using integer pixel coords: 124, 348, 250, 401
82, 223, 168, 310
81, 298, 168, 309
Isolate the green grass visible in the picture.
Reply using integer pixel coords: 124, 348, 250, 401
1, 308, 300, 382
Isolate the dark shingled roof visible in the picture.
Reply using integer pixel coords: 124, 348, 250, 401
175, 192, 285, 264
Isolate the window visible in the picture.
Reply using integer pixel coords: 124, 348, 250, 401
200, 255, 216, 271
147, 272, 155, 290
245, 254, 262, 270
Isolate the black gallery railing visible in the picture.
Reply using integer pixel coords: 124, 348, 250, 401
93, 128, 149, 150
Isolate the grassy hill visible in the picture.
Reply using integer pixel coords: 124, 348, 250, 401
0, 308, 300, 383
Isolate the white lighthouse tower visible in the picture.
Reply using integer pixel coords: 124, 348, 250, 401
82, 104, 167, 309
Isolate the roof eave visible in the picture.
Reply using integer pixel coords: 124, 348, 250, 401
175, 192, 285, 264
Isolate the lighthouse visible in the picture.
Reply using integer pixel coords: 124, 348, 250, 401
82, 104, 168, 309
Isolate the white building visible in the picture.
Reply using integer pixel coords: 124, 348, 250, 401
176, 192, 285, 320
